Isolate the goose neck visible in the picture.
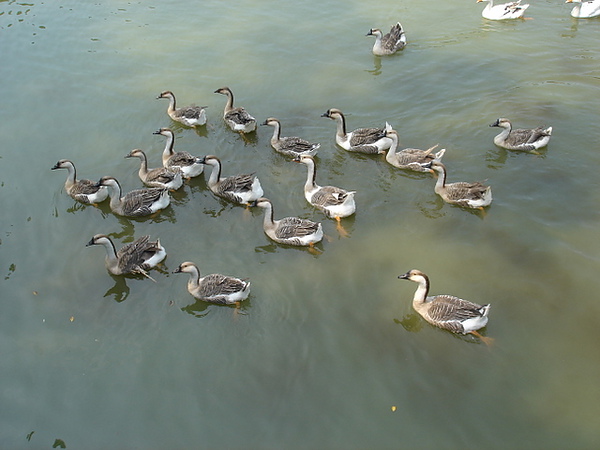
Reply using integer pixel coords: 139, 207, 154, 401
206, 159, 222, 187
303, 159, 318, 191
412, 275, 430, 305
162, 132, 175, 158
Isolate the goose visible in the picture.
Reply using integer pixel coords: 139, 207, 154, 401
173, 261, 250, 305
51, 159, 108, 205
398, 269, 492, 344
489, 118, 552, 152
214, 86, 256, 133
97, 176, 170, 217
157, 90, 207, 127
153, 128, 204, 178
86, 234, 166, 281
200, 155, 264, 205
382, 128, 446, 172
476, 0, 529, 20
430, 161, 492, 210
253, 197, 323, 248
293, 154, 355, 236
125, 149, 183, 190
366, 22, 407, 56
321, 108, 393, 154
260, 117, 320, 158
566, 0, 600, 18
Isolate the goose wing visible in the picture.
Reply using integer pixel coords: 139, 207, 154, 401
382, 22, 406, 52
122, 188, 166, 216
445, 181, 490, 201
279, 137, 320, 154
311, 186, 350, 208
225, 107, 255, 125
199, 274, 247, 301
70, 179, 103, 196
348, 126, 387, 147
145, 167, 179, 185
174, 105, 205, 121
218, 173, 257, 194
166, 151, 200, 168
116, 235, 152, 273
275, 217, 320, 240
425, 295, 486, 333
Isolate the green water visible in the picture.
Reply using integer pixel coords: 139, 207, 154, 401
2, 0, 600, 448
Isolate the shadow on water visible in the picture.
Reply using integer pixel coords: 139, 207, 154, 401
180, 297, 252, 318
394, 312, 489, 345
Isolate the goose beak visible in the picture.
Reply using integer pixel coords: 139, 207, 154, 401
366, 29, 373, 36
51, 162, 60, 170
172, 266, 182, 274
489, 119, 500, 127
85, 238, 95, 247
259, 120, 269, 126
320, 112, 329, 118
152, 130, 161, 135
398, 272, 411, 280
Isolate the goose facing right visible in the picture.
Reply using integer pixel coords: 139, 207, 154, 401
429, 161, 492, 210
489, 118, 552, 152
253, 197, 323, 248
173, 261, 250, 305
398, 269, 492, 344
261, 117, 320, 158
51, 159, 108, 205
321, 108, 393, 154
97, 176, 170, 217
86, 234, 166, 280
125, 149, 184, 190
366, 21, 407, 56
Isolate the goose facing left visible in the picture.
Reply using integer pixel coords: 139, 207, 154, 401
173, 261, 250, 306
261, 117, 320, 158
125, 149, 184, 190
366, 21, 406, 56
398, 269, 492, 344
489, 118, 552, 152
200, 155, 264, 205
214, 86, 256, 133
430, 161, 492, 210
321, 108, 393, 154
51, 159, 108, 205
383, 128, 446, 172
86, 234, 166, 280
96, 176, 170, 217
157, 90, 207, 127
153, 128, 204, 178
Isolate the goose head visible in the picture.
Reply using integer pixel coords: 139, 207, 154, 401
292, 154, 315, 165
173, 261, 198, 275
214, 87, 232, 96
156, 90, 174, 100
51, 159, 74, 171
96, 176, 120, 189
321, 108, 343, 120
250, 197, 272, 209
124, 149, 145, 160
153, 128, 173, 137
398, 269, 428, 283
260, 117, 280, 127
86, 234, 112, 248
366, 28, 383, 38
489, 118, 511, 129
199, 155, 220, 166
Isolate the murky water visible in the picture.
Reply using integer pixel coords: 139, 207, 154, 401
2, 0, 599, 448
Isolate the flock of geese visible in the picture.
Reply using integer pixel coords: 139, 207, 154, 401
51, 2, 581, 342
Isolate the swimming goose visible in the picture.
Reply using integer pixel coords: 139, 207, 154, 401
97, 176, 170, 217
477, 0, 529, 20
321, 108, 393, 154
261, 117, 320, 158
51, 159, 108, 205
566, 0, 600, 18
383, 129, 446, 172
157, 90, 207, 127
153, 128, 204, 178
398, 269, 492, 344
125, 149, 184, 190
293, 154, 355, 236
173, 261, 250, 305
253, 197, 323, 248
86, 234, 166, 281
214, 87, 256, 133
366, 22, 406, 56
489, 118, 552, 152
201, 155, 264, 205
430, 161, 492, 210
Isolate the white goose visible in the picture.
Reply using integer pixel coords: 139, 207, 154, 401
398, 269, 492, 345
51, 159, 108, 205
566, 0, 600, 18
383, 129, 446, 172
477, 0, 529, 20
253, 197, 323, 248
86, 234, 166, 280
321, 108, 393, 154
201, 155, 264, 205
430, 161, 492, 210
97, 176, 171, 217
157, 90, 207, 127
366, 22, 407, 56
489, 118, 552, 152
125, 149, 183, 190
293, 154, 355, 236
153, 128, 204, 178
214, 86, 256, 133
261, 117, 320, 158
173, 261, 250, 306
